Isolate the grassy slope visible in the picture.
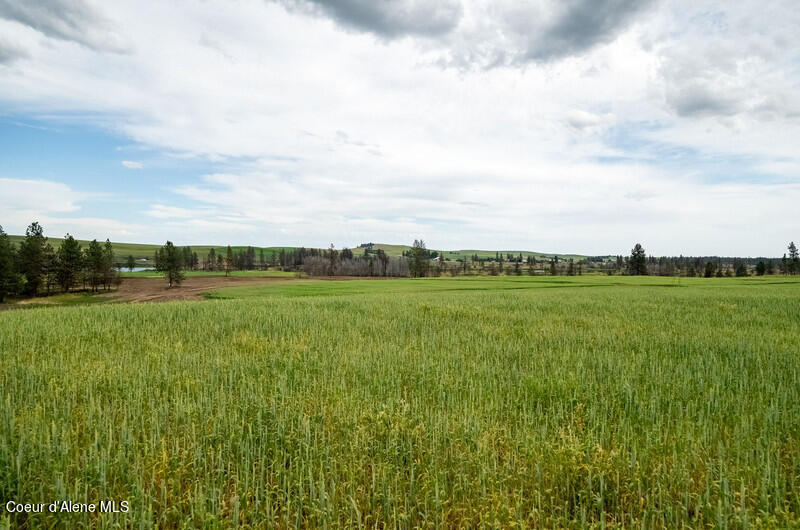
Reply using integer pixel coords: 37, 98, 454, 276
369, 243, 590, 260
2, 276, 799, 526
6, 235, 296, 264
7, 235, 592, 263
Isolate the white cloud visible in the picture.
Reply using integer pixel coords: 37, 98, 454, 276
0, 177, 143, 240
0, 0, 798, 255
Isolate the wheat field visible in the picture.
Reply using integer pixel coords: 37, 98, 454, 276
1, 276, 799, 527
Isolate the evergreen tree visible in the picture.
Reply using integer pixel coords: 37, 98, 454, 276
734, 259, 748, 277
377, 249, 389, 276
125, 255, 136, 272
103, 239, 116, 290
409, 240, 429, 278
789, 242, 799, 274
84, 239, 104, 292
155, 241, 185, 288
704, 261, 715, 278
628, 243, 648, 275
756, 261, 766, 276
42, 243, 57, 295
56, 234, 83, 292
327, 244, 338, 275
225, 246, 234, 277
18, 221, 48, 295
0, 225, 21, 302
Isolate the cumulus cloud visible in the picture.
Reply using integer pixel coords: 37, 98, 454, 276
0, 0, 127, 52
0, 0, 799, 254
0, 177, 82, 215
0, 35, 28, 64
655, 1, 800, 123
478, 0, 656, 65
274, 0, 655, 66
566, 109, 604, 130
277, 0, 463, 38
0, 177, 139, 240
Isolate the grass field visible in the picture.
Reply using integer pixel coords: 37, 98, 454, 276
1, 276, 799, 527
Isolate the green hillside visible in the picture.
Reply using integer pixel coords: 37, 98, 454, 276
6, 235, 296, 266
6, 235, 596, 265
366, 243, 591, 261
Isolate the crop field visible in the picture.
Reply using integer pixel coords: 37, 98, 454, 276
1, 276, 799, 527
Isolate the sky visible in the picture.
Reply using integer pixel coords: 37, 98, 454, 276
1, 0, 799, 256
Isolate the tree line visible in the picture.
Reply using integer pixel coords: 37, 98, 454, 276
621, 242, 800, 277
150, 238, 800, 286
0, 222, 120, 302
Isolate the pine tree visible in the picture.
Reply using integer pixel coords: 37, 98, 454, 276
156, 241, 185, 288
125, 255, 136, 272
19, 222, 48, 295
628, 243, 648, 275
42, 243, 56, 295
56, 234, 83, 292
409, 240, 429, 278
103, 239, 116, 290
225, 246, 234, 277
327, 244, 338, 276
704, 261, 715, 278
789, 242, 799, 274
85, 239, 104, 292
0, 225, 21, 303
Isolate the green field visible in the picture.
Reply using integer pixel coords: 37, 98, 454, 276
2, 276, 799, 527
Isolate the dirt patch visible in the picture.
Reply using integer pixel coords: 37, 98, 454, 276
0, 275, 393, 310
100, 275, 294, 303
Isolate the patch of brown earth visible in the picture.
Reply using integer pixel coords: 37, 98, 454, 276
100, 275, 293, 303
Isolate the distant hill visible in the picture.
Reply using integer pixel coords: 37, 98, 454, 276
6, 235, 596, 265
364, 243, 590, 261
6, 235, 295, 265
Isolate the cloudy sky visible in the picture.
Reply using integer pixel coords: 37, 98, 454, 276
1, 0, 798, 256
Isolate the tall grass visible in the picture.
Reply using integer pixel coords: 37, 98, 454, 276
1, 278, 799, 527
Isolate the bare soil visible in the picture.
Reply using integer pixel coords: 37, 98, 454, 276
0, 275, 391, 310
99, 275, 294, 303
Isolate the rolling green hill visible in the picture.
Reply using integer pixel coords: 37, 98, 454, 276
6, 234, 596, 265
365, 243, 591, 261
6, 235, 296, 266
